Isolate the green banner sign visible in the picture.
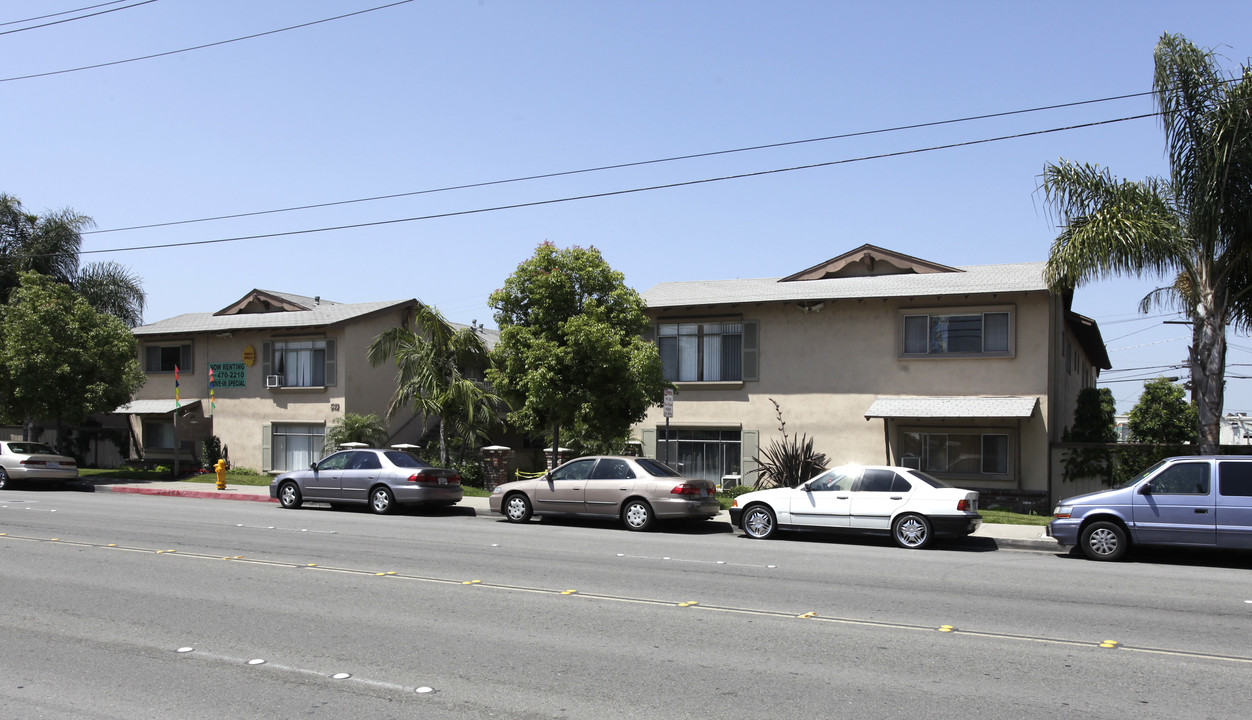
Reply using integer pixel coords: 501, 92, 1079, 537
210, 362, 247, 388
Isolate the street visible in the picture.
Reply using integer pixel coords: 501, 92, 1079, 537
2, 489, 1250, 719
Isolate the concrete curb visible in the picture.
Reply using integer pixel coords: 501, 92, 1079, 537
94, 484, 278, 503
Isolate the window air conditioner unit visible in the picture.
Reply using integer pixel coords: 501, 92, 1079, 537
266, 375, 281, 388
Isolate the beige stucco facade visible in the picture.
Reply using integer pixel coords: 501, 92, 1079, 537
124, 290, 427, 473
634, 246, 1108, 511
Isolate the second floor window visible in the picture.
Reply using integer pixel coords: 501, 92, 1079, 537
144, 343, 192, 373
265, 339, 336, 387
902, 311, 1010, 356
658, 322, 743, 382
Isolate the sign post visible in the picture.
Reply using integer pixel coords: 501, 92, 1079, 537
663, 388, 674, 465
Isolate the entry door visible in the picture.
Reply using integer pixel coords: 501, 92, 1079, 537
848, 469, 912, 530
338, 451, 382, 503
1132, 461, 1217, 546
789, 467, 858, 528
533, 458, 595, 513
306, 451, 351, 501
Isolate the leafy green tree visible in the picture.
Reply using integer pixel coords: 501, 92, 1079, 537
1062, 387, 1118, 485
0, 273, 144, 448
323, 413, 390, 453
0, 194, 146, 327
488, 242, 667, 461
1114, 377, 1198, 486
1041, 34, 1252, 454
368, 304, 501, 466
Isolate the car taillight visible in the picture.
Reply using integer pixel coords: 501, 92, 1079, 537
450, 475, 462, 485
21, 460, 46, 466
670, 483, 703, 496
957, 499, 970, 512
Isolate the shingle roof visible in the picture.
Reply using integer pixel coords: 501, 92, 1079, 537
864, 395, 1039, 419
134, 298, 414, 336
642, 261, 1048, 309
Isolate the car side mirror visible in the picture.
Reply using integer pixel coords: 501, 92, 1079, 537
310, 462, 318, 471
1138, 484, 1152, 495
802, 482, 813, 492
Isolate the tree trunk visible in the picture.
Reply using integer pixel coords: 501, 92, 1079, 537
1191, 310, 1227, 455
550, 421, 561, 470
438, 418, 448, 467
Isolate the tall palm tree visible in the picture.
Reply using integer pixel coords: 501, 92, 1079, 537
323, 412, 390, 454
0, 194, 146, 327
1042, 33, 1252, 453
367, 304, 503, 466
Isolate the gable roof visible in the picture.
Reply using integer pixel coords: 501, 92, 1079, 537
780, 244, 960, 281
134, 291, 415, 336
643, 260, 1048, 309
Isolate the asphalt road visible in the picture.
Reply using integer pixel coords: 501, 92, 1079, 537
2, 489, 1250, 719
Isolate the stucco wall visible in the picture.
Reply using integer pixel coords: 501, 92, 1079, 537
638, 290, 1058, 493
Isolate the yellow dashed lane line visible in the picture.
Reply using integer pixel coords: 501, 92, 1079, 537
6, 532, 1251, 665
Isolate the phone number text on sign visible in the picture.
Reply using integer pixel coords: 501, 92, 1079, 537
209, 363, 247, 388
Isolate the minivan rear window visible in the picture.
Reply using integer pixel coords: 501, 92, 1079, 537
1218, 461, 1252, 497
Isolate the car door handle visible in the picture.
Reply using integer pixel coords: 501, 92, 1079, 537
1195, 508, 1209, 514
836, 495, 849, 499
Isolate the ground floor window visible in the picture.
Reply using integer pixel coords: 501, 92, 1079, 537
899, 429, 1011, 476
655, 428, 740, 483
272, 423, 324, 472
142, 421, 175, 449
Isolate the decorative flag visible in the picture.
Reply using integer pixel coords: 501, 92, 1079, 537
175, 365, 180, 409
209, 367, 215, 416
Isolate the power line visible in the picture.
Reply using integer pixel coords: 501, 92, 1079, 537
84, 89, 1162, 236
0, 0, 129, 27
0, 0, 415, 83
0, 0, 158, 37
81, 112, 1154, 256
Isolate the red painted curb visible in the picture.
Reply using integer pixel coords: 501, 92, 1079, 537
95, 485, 278, 503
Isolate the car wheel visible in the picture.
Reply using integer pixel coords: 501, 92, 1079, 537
0, 467, 10, 490
621, 499, 654, 531
503, 493, 532, 522
277, 481, 302, 509
1080, 520, 1128, 561
370, 486, 396, 515
892, 513, 932, 549
742, 504, 777, 539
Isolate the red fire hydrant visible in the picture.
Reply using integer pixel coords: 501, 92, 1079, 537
215, 459, 227, 490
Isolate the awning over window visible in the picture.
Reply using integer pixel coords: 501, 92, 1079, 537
113, 399, 201, 415
864, 396, 1037, 419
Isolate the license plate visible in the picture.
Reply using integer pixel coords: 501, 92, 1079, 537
438, 477, 447, 485
699, 489, 707, 497
47, 462, 61, 468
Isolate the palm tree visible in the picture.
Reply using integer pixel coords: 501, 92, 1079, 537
367, 304, 503, 466
0, 194, 146, 327
1041, 34, 1252, 453
323, 413, 390, 454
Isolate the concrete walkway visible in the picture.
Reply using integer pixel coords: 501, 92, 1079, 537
81, 478, 1060, 552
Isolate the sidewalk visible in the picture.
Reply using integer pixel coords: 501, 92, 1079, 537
85, 479, 1060, 552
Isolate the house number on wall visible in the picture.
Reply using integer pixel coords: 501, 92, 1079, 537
330, 403, 341, 412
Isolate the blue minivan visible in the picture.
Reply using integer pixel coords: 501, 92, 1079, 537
1048, 456, 1252, 560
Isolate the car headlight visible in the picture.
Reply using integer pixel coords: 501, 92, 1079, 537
1053, 505, 1072, 519
492, 486, 503, 494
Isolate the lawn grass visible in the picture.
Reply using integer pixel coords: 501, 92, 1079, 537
79, 468, 271, 486
979, 509, 1052, 526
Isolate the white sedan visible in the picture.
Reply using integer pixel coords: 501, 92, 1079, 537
729, 465, 981, 549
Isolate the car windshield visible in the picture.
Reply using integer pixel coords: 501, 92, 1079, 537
1113, 458, 1170, 489
7, 442, 55, 455
384, 451, 431, 468
908, 470, 957, 489
635, 458, 682, 477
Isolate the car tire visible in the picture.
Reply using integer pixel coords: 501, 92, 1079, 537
742, 504, 777, 539
277, 481, 302, 509
621, 499, 654, 531
369, 486, 396, 515
892, 513, 932, 549
503, 493, 532, 523
0, 467, 10, 491
1080, 520, 1128, 561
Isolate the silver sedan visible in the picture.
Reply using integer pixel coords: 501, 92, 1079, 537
489, 455, 720, 531
0, 441, 79, 489
270, 448, 462, 514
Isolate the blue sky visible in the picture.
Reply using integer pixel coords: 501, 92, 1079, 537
3, 1, 1250, 413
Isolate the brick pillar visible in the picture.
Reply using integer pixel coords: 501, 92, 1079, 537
481, 445, 511, 490
543, 447, 572, 470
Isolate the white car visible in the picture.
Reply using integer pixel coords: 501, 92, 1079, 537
729, 465, 982, 549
